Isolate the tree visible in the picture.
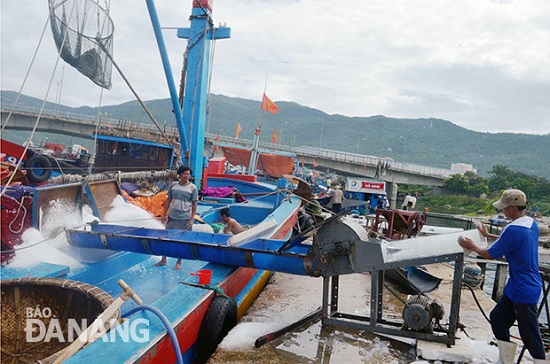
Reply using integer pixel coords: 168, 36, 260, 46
443, 174, 469, 194
469, 182, 489, 196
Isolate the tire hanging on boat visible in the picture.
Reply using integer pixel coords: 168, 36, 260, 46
25, 155, 52, 183
292, 209, 316, 237
196, 295, 238, 363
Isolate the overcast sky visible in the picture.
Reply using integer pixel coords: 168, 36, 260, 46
2, 0, 549, 135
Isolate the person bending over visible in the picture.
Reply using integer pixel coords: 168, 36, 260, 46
220, 208, 244, 235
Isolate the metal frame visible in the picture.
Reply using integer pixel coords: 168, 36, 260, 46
321, 253, 465, 346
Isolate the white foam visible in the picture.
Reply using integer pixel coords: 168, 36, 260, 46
8, 194, 163, 270
218, 322, 281, 350
103, 195, 164, 229
40, 197, 92, 238
9, 228, 81, 269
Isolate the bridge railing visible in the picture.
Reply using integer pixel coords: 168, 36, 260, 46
2, 106, 180, 136
206, 133, 453, 179
296, 146, 453, 178
2, 107, 452, 179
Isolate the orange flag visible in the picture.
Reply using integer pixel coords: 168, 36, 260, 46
234, 122, 242, 138
261, 93, 279, 114
312, 159, 318, 167
214, 131, 220, 155
272, 128, 278, 144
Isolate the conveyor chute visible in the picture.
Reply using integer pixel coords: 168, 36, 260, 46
67, 217, 485, 345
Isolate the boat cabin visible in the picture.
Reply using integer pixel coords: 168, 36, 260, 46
93, 134, 177, 172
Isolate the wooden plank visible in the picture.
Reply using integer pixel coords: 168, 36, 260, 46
85, 180, 122, 220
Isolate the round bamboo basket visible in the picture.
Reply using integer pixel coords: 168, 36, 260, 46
1, 278, 119, 364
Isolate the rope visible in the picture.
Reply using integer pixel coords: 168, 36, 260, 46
205, 27, 217, 134
199, 189, 283, 216
1, 5, 54, 133
87, 87, 105, 176
1, 227, 77, 253
7, 197, 30, 234
179, 281, 229, 299
96, 41, 183, 167
0, 0, 78, 196
285, 189, 336, 217
50, 156, 66, 176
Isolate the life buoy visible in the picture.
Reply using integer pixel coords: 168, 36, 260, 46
196, 295, 238, 363
25, 155, 52, 183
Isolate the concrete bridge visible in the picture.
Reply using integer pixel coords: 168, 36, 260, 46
2, 108, 453, 190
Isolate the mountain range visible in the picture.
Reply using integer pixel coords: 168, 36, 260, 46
2, 90, 549, 179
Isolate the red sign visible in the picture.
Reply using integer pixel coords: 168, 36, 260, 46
346, 178, 386, 194
361, 181, 385, 190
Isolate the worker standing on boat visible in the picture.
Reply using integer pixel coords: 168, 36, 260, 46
458, 189, 545, 363
220, 208, 244, 235
330, 185, 344, 213
155, 165, 198, 270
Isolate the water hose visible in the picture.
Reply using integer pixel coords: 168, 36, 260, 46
122, 305, 183, 364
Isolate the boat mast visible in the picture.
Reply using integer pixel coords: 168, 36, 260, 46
147, 0, 230, 187
146, 0, 189, 159
248, 113, 264, 175
178, 0, 230, 187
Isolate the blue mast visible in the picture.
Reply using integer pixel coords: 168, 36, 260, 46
177, 1, 230, 186
145, 0, 189, 159
147, 0, 230, 187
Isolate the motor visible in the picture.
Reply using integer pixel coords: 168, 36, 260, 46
462, 262, 484, 289
402, 295, 444, 333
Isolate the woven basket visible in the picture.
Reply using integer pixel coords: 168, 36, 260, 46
1, 278, 119, 364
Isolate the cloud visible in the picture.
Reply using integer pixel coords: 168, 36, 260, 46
2, 0, 549, 134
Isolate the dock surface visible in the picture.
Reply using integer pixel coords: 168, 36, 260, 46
209, 261, 539, 363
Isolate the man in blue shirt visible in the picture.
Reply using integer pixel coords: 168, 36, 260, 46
459, 189, 545, 363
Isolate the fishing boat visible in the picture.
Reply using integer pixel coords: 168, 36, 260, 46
1, 137, 93, 183
1, 0, 302, 363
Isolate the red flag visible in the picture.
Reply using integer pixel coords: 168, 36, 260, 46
261, 93, 279, 114
234, 122, 242, 138
312, 159, 318, 167
272, 128, 278, 144
214, 132, 220, 155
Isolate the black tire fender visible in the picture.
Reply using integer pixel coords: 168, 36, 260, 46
292, 210, 315, 237
25, 155, 52, 183
196, 295, 238, 363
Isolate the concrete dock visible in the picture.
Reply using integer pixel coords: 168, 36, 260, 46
209, 260, 545, 363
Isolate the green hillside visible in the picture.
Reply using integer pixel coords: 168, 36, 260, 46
2, 90, 549, 179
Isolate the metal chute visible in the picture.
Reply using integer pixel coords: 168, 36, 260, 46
49, 0, 114, 89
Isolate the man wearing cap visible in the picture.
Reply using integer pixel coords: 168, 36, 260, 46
458, 189, 545, 363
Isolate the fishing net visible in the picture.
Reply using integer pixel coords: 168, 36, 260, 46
49, 0, 114, 89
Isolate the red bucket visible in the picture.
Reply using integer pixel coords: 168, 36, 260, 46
191, 269, 212, 284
